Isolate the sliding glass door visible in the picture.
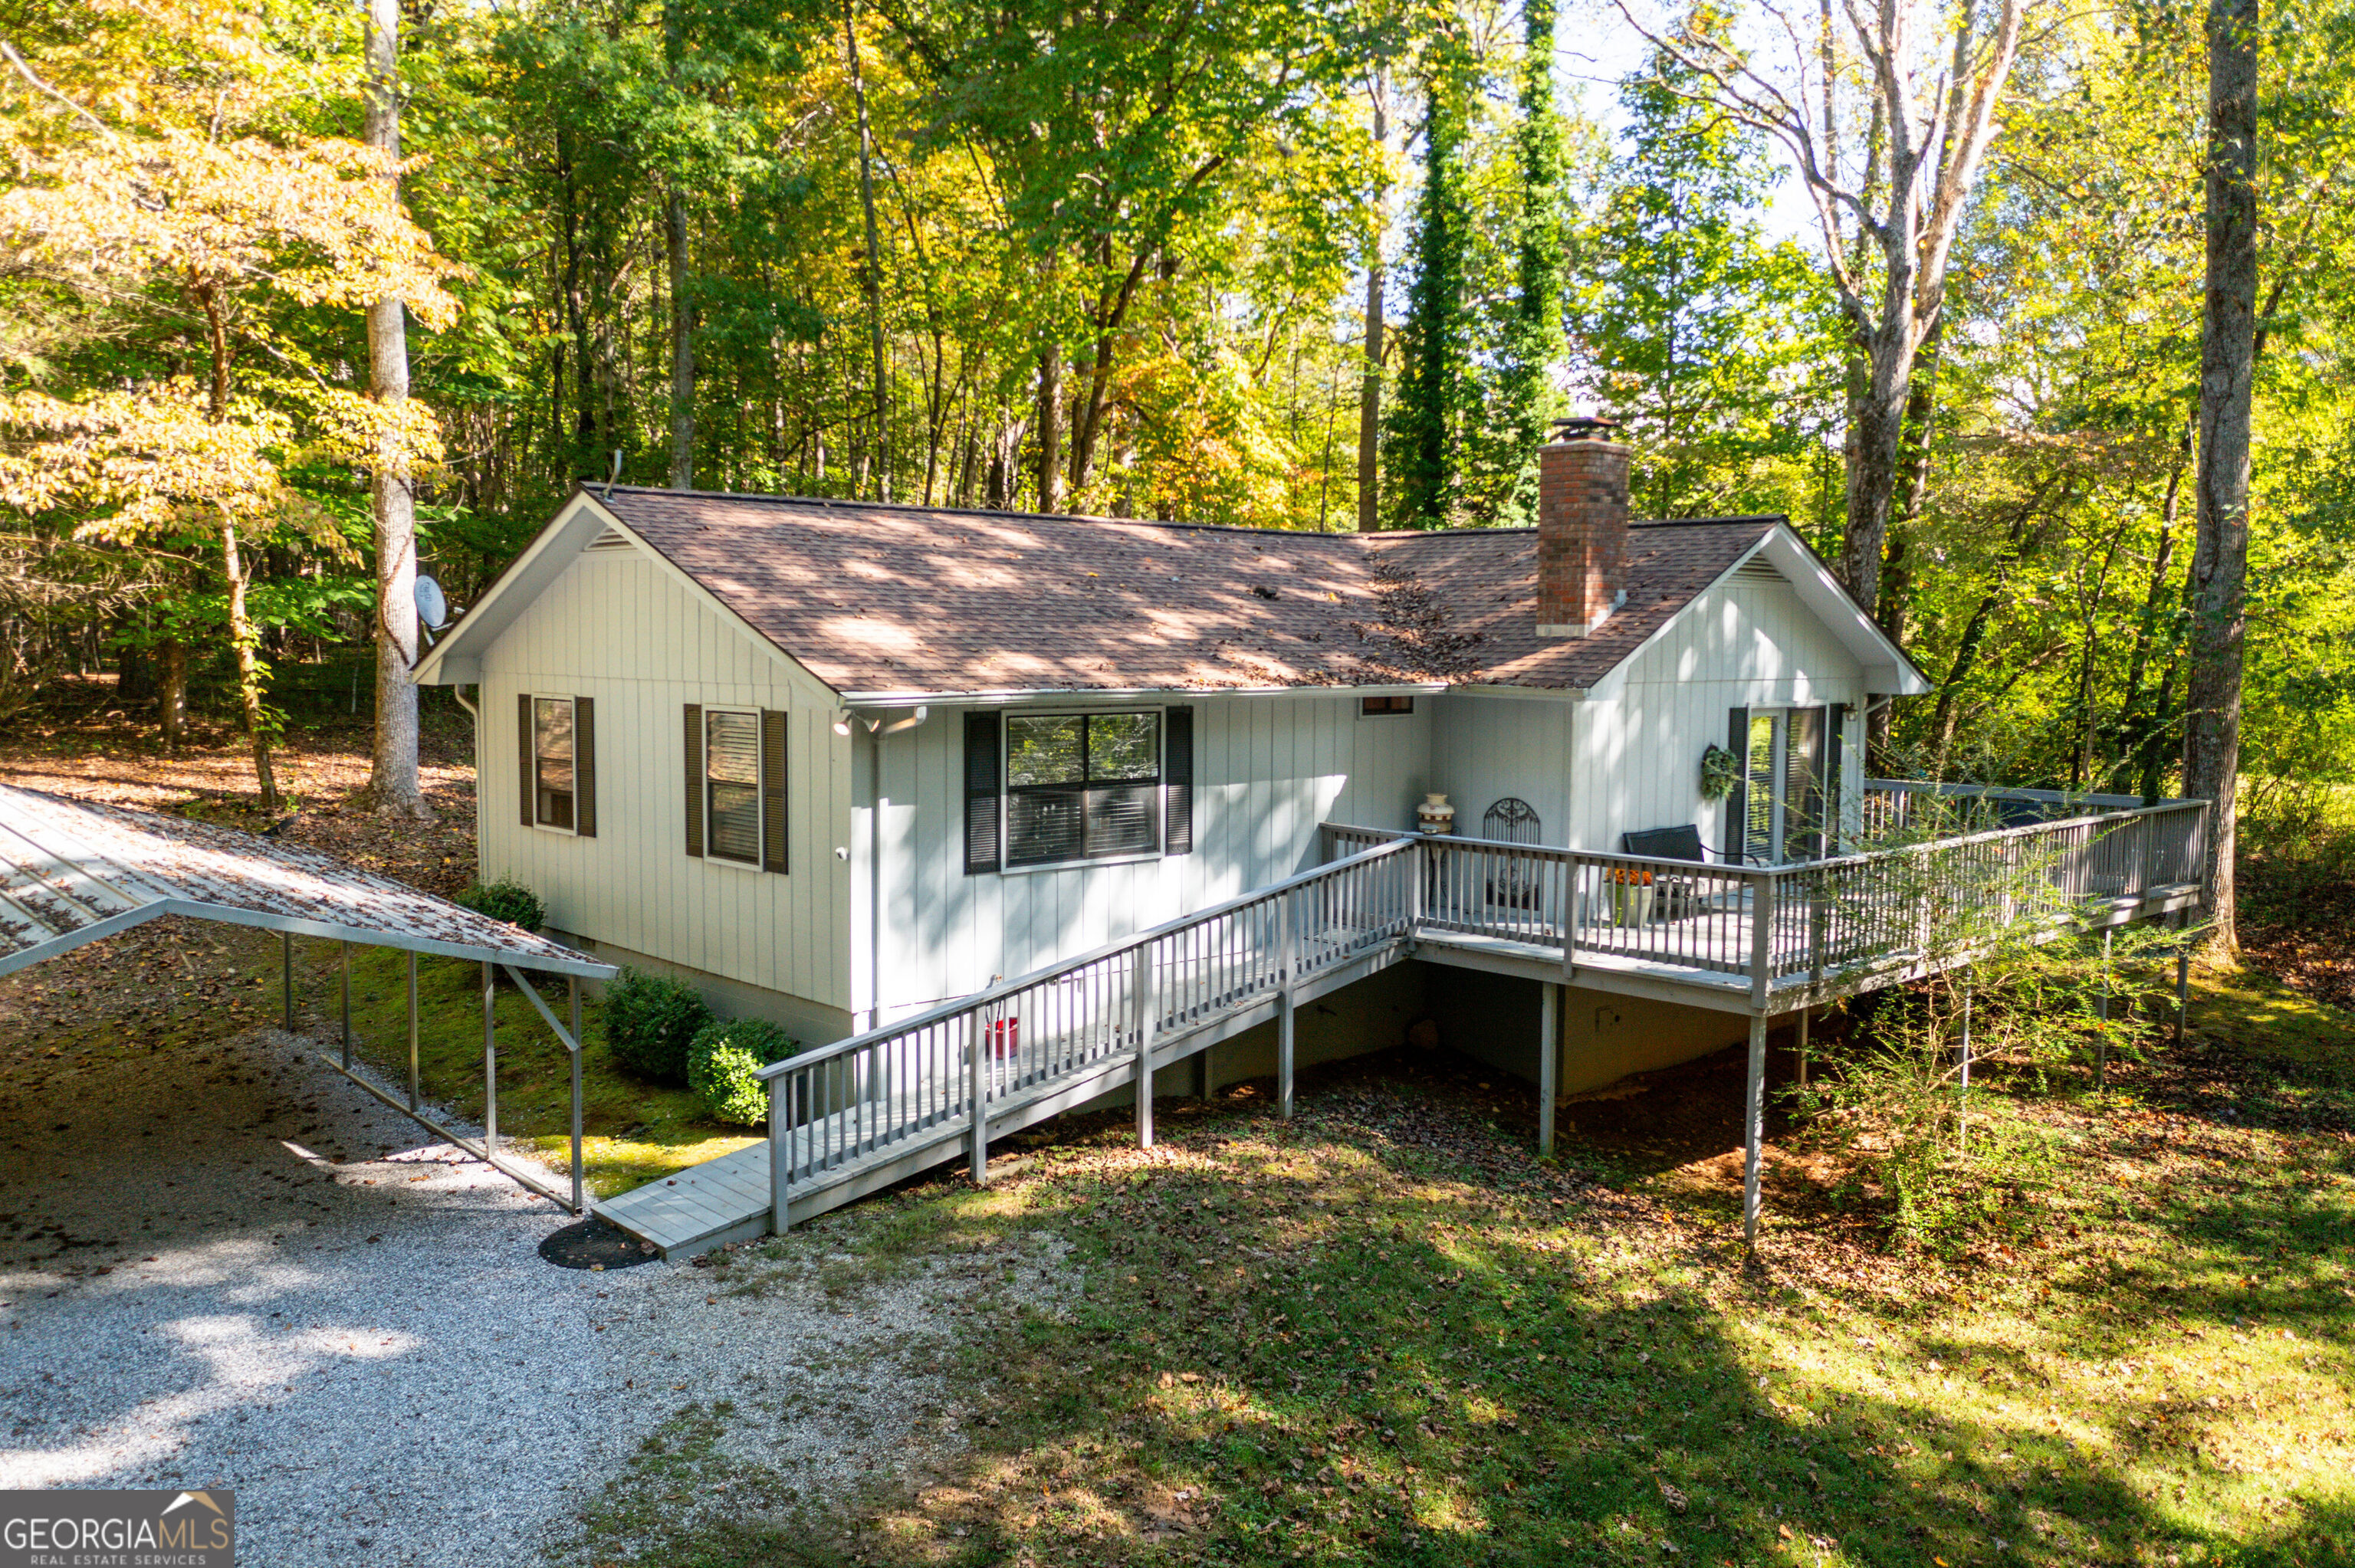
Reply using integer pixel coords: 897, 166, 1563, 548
1732, 705, 1838, 864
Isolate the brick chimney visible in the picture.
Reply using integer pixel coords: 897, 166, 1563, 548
1536, 416, 1631, 638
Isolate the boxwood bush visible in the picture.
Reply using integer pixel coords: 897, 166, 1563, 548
687, 1018, 800, 1126
602, 968, 712, 1084
456, 877, 544, 931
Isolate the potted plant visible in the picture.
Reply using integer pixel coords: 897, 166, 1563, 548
1608, 864, 1654, 926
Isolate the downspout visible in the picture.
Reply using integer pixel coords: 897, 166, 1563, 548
856, 705, 928, 1032
453, 684, 482, 882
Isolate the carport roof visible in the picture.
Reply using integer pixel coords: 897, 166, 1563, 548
0, 784, 613, 979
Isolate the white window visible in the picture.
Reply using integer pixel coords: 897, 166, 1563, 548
704, 708, 763, 866
533, 696, 576, 832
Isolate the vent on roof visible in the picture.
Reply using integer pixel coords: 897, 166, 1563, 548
1733, 555, 1782, 584
586, 527, 635, 552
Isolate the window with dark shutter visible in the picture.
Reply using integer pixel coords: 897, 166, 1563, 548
1005, 711, 1161, 868
517, 693, 533, 828
530, 695, 576, 832
573, 697, 597, 838
705, 710, 762, 865
682, 704, 705, 858
1164, 706, 1194, 855
760, 709, 788, 874
964, 711, 1001, 874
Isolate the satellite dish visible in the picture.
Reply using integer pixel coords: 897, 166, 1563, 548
415, 576, 448, 631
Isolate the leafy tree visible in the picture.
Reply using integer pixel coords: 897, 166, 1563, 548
1386, 41, 1476, 529
1484, 0, 1568, 524
1568, 26, 1838, 520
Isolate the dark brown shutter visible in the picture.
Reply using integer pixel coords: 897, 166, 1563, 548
1163, 706, 1194, 855
1725, 708, 1748, 864
963, 710, 1000, 875
760, 708, 788, 874
518, 692, 534, 827
682, 703, 705, 858
573, 696, 596, 838
1822, 704, 1844, 855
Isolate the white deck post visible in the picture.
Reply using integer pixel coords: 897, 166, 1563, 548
1537, 982, 1559, 1156
969, 1011, 989, 1184
281, 930, 294, 1031
340, 940, 353, 1070
481, 960, 496, 1157
1742, 1010, 1768, 1248
1277, 891, 1296, 1121
1796, 1006, 1811, 1090
769, 1074, 790, 1233
405, 951, 419, 1112
569, 976, 584, 1215
1133, 943, 1158, 1150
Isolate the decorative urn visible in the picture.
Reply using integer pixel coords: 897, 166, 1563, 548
1416, 792, 1457, 835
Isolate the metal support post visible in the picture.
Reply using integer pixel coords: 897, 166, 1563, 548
1796, 1007, 1811, 1091
1133, 944, 1158, 1150
968, 1010, 988, 1183
2173, 910, 2192, 1048
1537, 982, 1559, 1156
569, 976, 584, 1216
2096, 927, 2113, 1096
281, 931, 294, 1031
1959, 983, 1973, 1152
406, 952, 419, 1112
1199, 1042, 1215, 1104
340, 941, 352, 1070
481, 961, 497, 1157
1742, 1011, 1768, 1248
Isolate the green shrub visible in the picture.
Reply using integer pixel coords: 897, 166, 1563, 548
603, 968, 712, 1084
456, 877, 544, 931
687, 1018, 800, 1126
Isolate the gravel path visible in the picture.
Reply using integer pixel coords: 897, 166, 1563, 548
0, 1015, 1043, 1566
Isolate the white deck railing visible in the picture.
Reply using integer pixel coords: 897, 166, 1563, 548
756, 784, 2206, 1226
756, 838, 1418, 1209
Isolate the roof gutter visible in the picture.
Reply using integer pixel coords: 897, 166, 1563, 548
835, 681, 1451, 709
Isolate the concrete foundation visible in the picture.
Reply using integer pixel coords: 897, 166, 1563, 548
546, 927, 852, 1048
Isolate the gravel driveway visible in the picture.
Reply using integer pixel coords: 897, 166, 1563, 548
0, 1014, 1017, 1566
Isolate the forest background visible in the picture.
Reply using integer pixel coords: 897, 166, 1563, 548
0, 0, 2350, 906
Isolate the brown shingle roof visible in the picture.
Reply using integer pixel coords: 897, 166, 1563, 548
593, 486, 1778, 698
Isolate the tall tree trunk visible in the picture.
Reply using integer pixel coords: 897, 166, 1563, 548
1357, 88, 1388, 532
362, 0, 427, 818
667, 194, 695, 486
846, 0, 888, 502
157, 635, 186, 753
2183, 0, 2259, 953
665, 0, 695, 488
1036, 336, 1063, 511
219, 513, 277, 813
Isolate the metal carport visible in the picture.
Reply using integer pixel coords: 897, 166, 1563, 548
0, 782, 616, 1211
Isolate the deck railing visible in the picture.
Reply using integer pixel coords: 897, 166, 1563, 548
757, 787, 2204, 1227
1327, 787, 2207, 1001
755, 837, 1417, 1211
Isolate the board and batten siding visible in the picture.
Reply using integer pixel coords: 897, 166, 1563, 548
475, 543, 856, 1031
1574, 563, 1867, 855
1426, 693, 1578, 850
867, 692, 1431, 1019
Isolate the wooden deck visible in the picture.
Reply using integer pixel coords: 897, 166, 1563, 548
600, 786, 2211, 1256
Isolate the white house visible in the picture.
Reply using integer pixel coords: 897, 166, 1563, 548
416, 428, 1918, 1044
415, 426, 2216, 1254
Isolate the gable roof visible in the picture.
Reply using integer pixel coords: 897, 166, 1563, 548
415, 486, 1927, 701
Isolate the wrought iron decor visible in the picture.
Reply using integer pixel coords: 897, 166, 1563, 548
1483, 798, 1542, 909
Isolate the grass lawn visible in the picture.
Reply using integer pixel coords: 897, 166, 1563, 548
569, 968, 2355, 1568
